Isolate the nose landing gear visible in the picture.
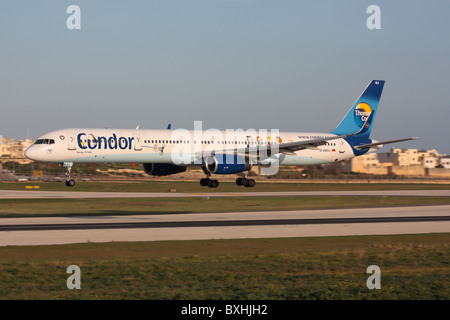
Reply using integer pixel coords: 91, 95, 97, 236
62, 162, 76, 187
65, 179, 76, 187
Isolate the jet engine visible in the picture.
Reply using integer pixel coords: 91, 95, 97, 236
143, 163, 187, 176
205, 154, 252, 174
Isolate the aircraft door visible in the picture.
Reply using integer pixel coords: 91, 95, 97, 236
134, 132, 142, 151
68, 133, 76, 150
339, 140, 345, 153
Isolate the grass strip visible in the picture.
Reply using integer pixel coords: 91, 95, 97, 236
0, 196, 450, 217
0, 234, 448, 299
1, 181, 450, 193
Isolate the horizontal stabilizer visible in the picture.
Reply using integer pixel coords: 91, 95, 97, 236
354, 137, 419, 150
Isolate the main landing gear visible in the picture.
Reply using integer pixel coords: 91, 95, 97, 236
63, 162, 76, 187
236, 174, 256, 188
200, 176, 219, 188
199, 174, 256, 188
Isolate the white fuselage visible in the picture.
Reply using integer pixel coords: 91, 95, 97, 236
24, 128, 367, 167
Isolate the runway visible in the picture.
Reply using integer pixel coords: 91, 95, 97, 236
2, 216, 449, 231
1, 189, 450, 199
1, 205, 449, 246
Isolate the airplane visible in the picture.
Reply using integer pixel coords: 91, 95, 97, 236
24, 80, 417, 188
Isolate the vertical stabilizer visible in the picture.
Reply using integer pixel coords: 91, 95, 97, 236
331, 80, 384, 138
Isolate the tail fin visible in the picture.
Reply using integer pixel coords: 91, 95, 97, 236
330, 80, 385, 138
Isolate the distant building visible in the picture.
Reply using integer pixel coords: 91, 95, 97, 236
423, 156, 439, 169
344, 152, 389, 175
392, 148, 421, 166
441, 157, 450, 169
343, 147, 450, 177
0, 135, 34, 164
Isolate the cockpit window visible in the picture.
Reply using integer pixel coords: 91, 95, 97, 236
34, 139, 55, 145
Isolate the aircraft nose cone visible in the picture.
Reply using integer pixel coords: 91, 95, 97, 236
24, 146, 37, 160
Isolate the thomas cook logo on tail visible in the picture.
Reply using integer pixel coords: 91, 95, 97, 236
354, 103, 372, 128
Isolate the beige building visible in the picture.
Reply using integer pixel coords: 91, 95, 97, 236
389, 148, 442, 167
392, 148, 420, 166
441, 157, 450, 169
345, 153, 391, 175
344, 147, 450, 177
423, 156, 439, 169
0, 135, 34, 164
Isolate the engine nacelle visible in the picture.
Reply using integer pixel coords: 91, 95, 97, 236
143, 163, 187, 176
205, 154, 252, 174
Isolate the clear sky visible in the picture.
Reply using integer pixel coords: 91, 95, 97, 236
1, 1, 449, 153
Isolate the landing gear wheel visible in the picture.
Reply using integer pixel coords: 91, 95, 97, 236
208, 179, 219, 188
238, 177, 255, 187
200, 177, 219, 188
65, 179, 76, 187
62, 162, 75, 187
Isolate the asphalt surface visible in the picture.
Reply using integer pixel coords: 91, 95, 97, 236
1, 216, 449, 231
1, 205, 449, 246
1, 189, 450, 199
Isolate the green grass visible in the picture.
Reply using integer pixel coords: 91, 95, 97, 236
1, 196, 450, 217
0, 234, 448, 299
0, 181, 448, 300
1, 181, 450, 193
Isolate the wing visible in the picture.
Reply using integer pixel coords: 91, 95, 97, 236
195, 112, 416, 160
244, 112, 375, 156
